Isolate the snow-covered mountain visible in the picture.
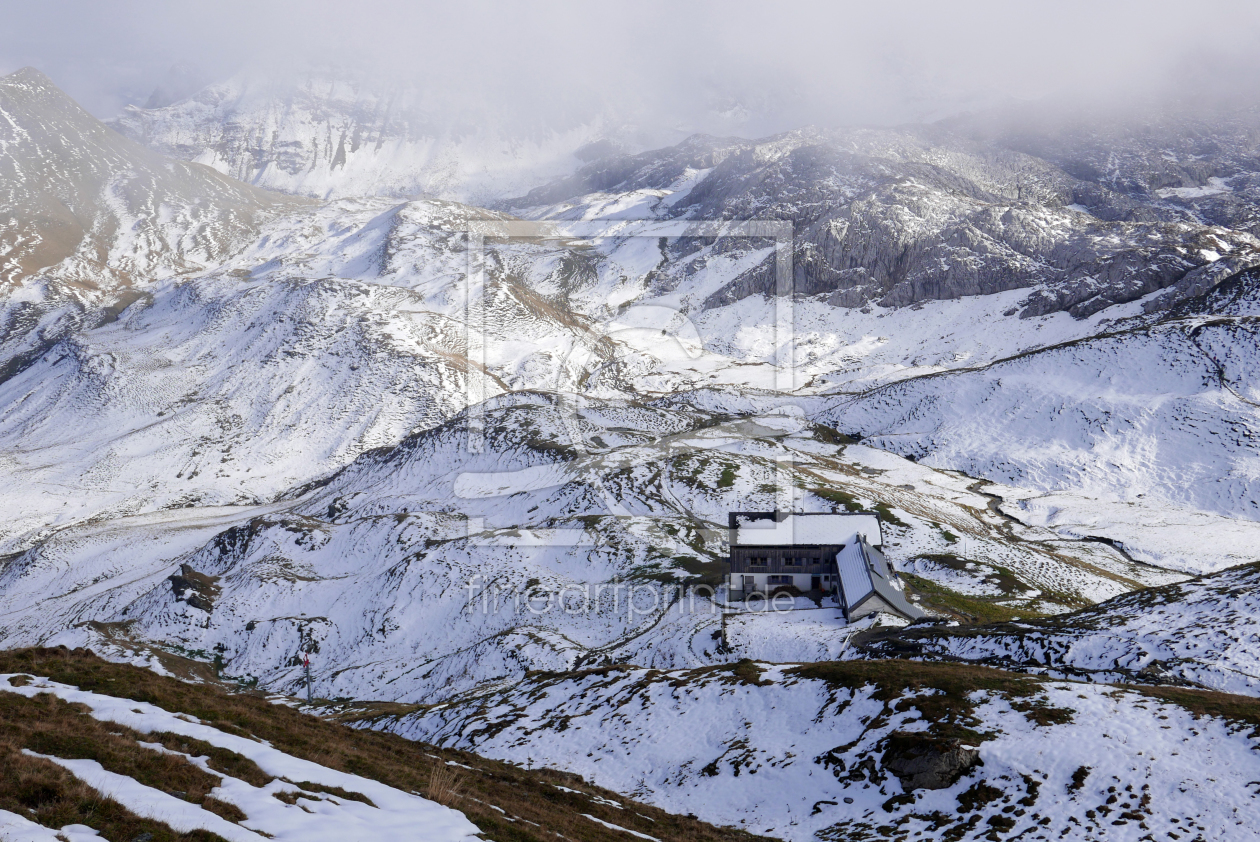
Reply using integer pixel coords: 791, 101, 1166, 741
940, 100, 1260, 235
0, 198, 506, 551
0, 68, 298, 291
507, 123, 1260, 318
1, 66, 1256, 687
111, 71, 1260, 321
4, 65, 1260, 842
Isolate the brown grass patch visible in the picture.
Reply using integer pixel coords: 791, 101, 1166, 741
425, 760, 465, 807
901, 573, 1048, 624
201, 795, 247, 823
1132, 685, 1260, 736
151, 732, 271, 787
288, 780, 375, 806
0, 690, 225, 804
0, 736, 227, 841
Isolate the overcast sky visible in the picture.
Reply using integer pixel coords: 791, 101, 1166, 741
3, 0, 1260, 133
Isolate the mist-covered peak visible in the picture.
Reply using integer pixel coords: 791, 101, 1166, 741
107, 68, 673, 205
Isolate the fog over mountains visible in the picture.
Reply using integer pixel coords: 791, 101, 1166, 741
2, 3, 1260, 839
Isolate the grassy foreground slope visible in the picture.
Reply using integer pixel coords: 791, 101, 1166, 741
0, 647, 767, 842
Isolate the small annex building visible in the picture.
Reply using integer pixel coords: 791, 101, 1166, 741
727, 511, 924, 623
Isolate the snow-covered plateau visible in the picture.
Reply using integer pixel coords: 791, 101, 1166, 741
2, 64, 1260, 840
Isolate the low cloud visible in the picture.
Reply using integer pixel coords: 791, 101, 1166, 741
4, 0, 1260, 134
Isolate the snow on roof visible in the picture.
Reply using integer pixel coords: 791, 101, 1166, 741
730, 512, 882, 547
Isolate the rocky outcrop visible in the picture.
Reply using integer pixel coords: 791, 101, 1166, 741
880, 732, 982, 790
168, 564, 221, 613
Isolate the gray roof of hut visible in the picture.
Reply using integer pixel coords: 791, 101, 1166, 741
836, 535, 926, 622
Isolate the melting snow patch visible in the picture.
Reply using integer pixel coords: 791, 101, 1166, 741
0, 810, 98, 841
582, 813, 660, 841
22, 751, 261, 842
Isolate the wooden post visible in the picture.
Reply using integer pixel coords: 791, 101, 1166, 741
303, 652, 312, 704
300, 624, 312, 704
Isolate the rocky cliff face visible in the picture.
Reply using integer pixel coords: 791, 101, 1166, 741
509, 121, 1260, 318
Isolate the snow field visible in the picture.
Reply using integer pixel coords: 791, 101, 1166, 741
388, 663, 1260, 842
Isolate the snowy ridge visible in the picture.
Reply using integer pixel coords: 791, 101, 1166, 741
0, 68, 297, 291
109, 71, 652, 205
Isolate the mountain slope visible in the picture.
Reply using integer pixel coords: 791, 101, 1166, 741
0, 391, 1182, 705
856, 560, 1260, 696
0, 68, 299, 291
816, 307, 1260, 572
0, 261, 484, 552
374, 658, 1260, 842
2, 660, 479, 842
0, 646, 759, 842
